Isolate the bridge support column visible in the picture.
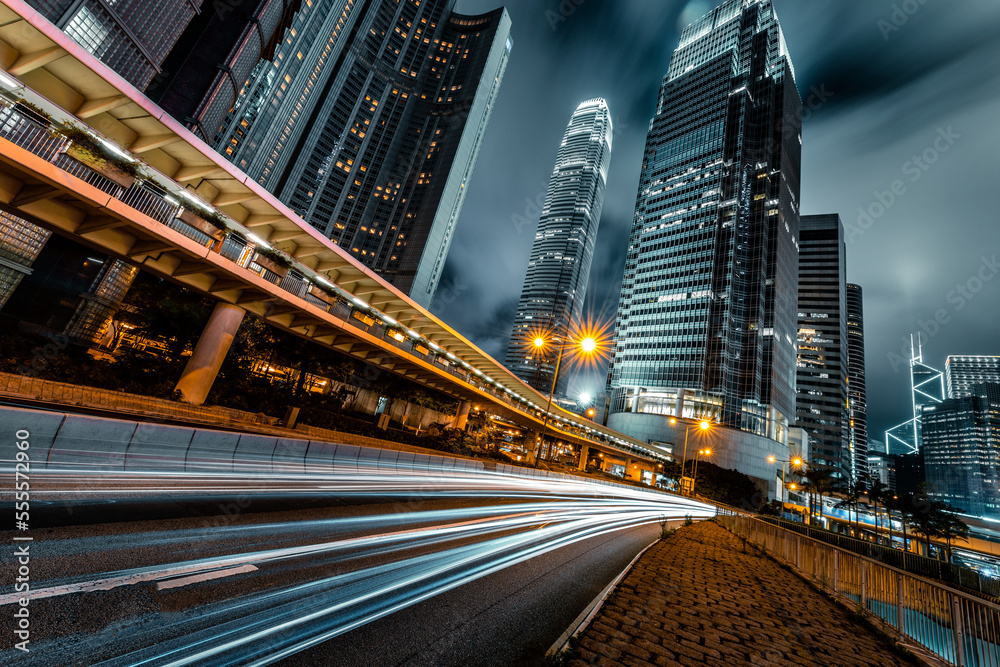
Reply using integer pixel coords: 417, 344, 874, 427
174, 302, 245, 405
453, 401, 471, 430
578, 444, 590, 471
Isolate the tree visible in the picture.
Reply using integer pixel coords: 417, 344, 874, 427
933, 510, 970, 563
867, 480, 890, 543
835, 482, 864, 531
802, 468, 836, 523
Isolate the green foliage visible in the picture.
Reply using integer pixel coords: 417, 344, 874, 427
56, 124, 142, 179
14, 98, 52, 123
254, 245, 294, 269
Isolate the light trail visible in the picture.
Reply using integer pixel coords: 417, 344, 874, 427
1, 459, 714, 666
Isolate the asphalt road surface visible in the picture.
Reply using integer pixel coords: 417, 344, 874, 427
1, 453, 712, 665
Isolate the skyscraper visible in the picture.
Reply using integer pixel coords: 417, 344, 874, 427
923, 383, 1000, 519
213, 1, 511, 306
606, 0, 801, 441
145, 0, 304, 143
946, 355, 1000, 399
25, 0, 204, 89
505, 99, 613, 394
846, 283, 868, 484
795, 214, 849, 481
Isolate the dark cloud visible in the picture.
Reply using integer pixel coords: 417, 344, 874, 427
444, 0, 1000, 444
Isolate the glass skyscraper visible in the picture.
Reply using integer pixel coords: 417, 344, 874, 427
946, 355, 1000, 399
504, 99, 613, 394
213, 1, 511, 306
924, 383, 1000, 519
846, 283, 868, 484
795, 214, 849, 481
606, 0, 801, 440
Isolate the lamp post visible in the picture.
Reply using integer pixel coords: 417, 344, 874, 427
692, 447, 712, 494
669, 417, 711, 496
532, 333, 597, 465
767, 455, 804, 511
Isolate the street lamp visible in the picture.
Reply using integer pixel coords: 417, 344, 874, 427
767, 455, 805, 510
692, 448, 712, 493
669, 417, 711, 496
531, 333, 600, 465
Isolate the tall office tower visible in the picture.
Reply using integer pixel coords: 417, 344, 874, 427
795, 214, 849, 480
923, 383, 1000, 519
213, 1, 511, 306
145, 0, 304, 143
25, 0, 203, 89
846, 283, 868, 484
606, 0, 801, 439
505, 99, 613, 394
946, 355, 1000, 399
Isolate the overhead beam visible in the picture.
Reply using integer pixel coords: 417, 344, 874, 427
9, 46, 63, 76
130, 134, 179, 154
75, 95, 130, 119
11, 183, 60, 207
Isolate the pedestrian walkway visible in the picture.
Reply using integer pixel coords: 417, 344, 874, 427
567, 521, 919, 666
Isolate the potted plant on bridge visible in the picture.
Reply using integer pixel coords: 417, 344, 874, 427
253, 245, 293, 278
56, 124, 140, 189
177, 206, 229, 242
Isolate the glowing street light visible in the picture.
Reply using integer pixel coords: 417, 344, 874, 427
669, 417, 712, 496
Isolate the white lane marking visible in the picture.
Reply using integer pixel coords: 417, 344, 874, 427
156, 564, 258, 591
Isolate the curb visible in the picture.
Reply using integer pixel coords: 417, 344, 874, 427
545, 534, 661, 658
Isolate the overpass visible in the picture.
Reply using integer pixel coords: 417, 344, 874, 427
0, 0, 667, 473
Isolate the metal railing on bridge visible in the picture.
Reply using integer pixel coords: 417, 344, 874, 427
718, 512, 1000, 667
757, 516, 1000, 600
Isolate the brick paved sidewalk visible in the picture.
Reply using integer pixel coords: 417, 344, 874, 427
567, 520, 918, 667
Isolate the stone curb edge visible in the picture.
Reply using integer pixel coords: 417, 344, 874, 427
545, 534, 661, 658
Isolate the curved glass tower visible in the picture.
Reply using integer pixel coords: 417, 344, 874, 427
505, 99, 613, 394
607, 0, 801, 440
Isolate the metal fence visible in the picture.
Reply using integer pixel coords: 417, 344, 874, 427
718, 512, 1000, 666
758, 516, 1000, 599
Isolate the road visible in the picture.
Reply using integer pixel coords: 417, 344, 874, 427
1, 458, 713, 665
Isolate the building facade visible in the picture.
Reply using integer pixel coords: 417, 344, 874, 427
923, 383, 1000, 519
846, 283, 868, 484
606, 0, 801, 443
946, 356, 1000, 399
794, 214, 849, 480
25, 0, 204, 89
213, 1, 511, 306
145, 0, 303, 143
505, 99, 613, 394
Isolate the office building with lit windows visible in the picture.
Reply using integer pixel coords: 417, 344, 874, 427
946, 355, 1000, 399
606, 0, 801, 437
846, 283, 868, 484
794, 214, 849, 480
923, 383, 1000, 519
213, 1, 511, 306
505, 99, 613, 395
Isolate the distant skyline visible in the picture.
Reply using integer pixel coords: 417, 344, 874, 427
438, 0, 1000, 445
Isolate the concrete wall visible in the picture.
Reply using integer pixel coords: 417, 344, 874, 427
0, 406, 690, 503
607, 412, 789, 501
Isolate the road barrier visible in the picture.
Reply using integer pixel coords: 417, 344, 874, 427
718, 512, 1000, 667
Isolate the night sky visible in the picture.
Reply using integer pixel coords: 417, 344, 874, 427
436, 0, 1000, 445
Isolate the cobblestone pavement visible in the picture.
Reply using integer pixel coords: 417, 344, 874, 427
568, 520, 917, 667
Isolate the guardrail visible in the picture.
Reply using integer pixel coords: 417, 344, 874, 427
0, 405, 714, 505
718, 512, 1000, 667
758, 516, 1000, 600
